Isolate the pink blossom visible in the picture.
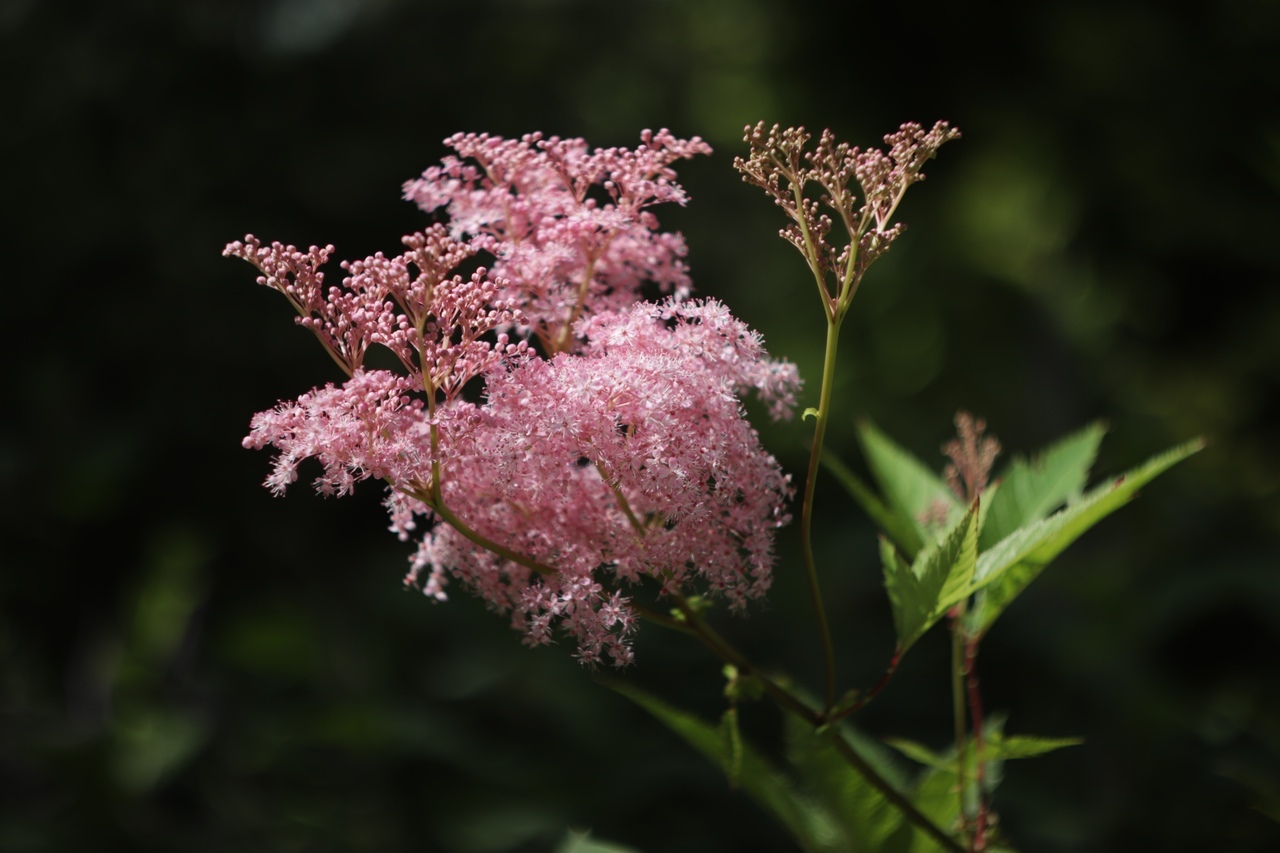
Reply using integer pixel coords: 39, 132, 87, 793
403, 129, 713, 353
244, 369, 435, 497
230, 129, 798, 666
390, 298, 797, 660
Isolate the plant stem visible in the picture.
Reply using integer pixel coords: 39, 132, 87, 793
628, 601, 690, 633
951, 619, 970, 842
555, 251, 602, 353
596, 461, 647, 537
830, 735, 967, 853
784, 174, 836, 319
415, 489, 558, 578
800, 316, 843, 711
635, 599, 966, 853
964, 637, 990, 851
666, 593, 821, 726
827, 648, 902, 722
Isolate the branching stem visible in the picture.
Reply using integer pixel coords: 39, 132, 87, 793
428, 499, 558, 577
635, 599, 965, 853
827, 648, 903, 722
830, 735, 967, 853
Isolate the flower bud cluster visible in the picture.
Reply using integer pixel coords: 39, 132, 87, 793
735, 121, 959, 313
942, 411, 1001, 502
230, 131, 799, 665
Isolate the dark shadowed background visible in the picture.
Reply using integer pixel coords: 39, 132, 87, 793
3, 0, 1278, 850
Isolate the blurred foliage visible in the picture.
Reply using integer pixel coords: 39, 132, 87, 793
2, 0, 1278, 850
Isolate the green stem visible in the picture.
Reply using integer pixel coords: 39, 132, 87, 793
830, 735, 968, 853
800, 316, 843, 711
665, 593, 821, 725
634, 600, 966, 853
628, 602, 690, 633
785, 175, 836, 321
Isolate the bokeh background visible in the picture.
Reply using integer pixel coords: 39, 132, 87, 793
3, 0, 1278, 850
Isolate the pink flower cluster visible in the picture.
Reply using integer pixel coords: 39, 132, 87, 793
228, 130, 800, 666
403, 129, 713, 355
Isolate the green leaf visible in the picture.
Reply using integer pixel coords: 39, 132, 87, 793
964, 561, 1038, 640
982, 733, 1083, 761
858, 420, 961, 557
880, 539, 916, 647
904, 767, 963, 853
881, 738, 952, 773
890, 719, 1074, 788
555, 829, 644, 853
888, 719, 1019, 852
823, 448, 923, 556
785, 713, 913, 853
933, 505, 981, 614
980, 422, 1107, 550
609, 682, 839, 852
881, 503, 980, 651
892, 731, 994, 853
890, 717, 1059, 850
965, 438, 1204, 637
886, 718, 1032, 779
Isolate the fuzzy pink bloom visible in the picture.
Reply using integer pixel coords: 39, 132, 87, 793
403, 129, 712, 353
231, 130, 798, 666
401, 298, 798, 662
228, 224, 530, 507
578, 297, 801, 422
244, 369, 435, 497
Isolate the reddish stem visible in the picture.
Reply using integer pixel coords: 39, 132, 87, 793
828, 648, 902, 722
964, 638, 989, 851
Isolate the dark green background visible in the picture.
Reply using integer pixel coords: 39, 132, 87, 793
3, 0, 1278, 850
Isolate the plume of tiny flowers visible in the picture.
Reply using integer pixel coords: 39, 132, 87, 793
942, 411, 1001, 502
734, 121, 959, 319
228, 224, 529, 500
919, 411, 1002, 533
403, 129, 713, 354
402, 297, 799, 664
231, 130, 799, 667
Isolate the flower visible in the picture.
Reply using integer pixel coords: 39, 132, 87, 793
735, 121, 960, 314
942, 410, 1001, 502
403, 129, 713, 353
229, 129, 798, 665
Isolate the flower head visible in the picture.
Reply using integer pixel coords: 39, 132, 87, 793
403, 297, 798, 661
229, 129, 797, 666
404, 129, 713, 353
942, 410, 1001, 502
735, 121, 959, 317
